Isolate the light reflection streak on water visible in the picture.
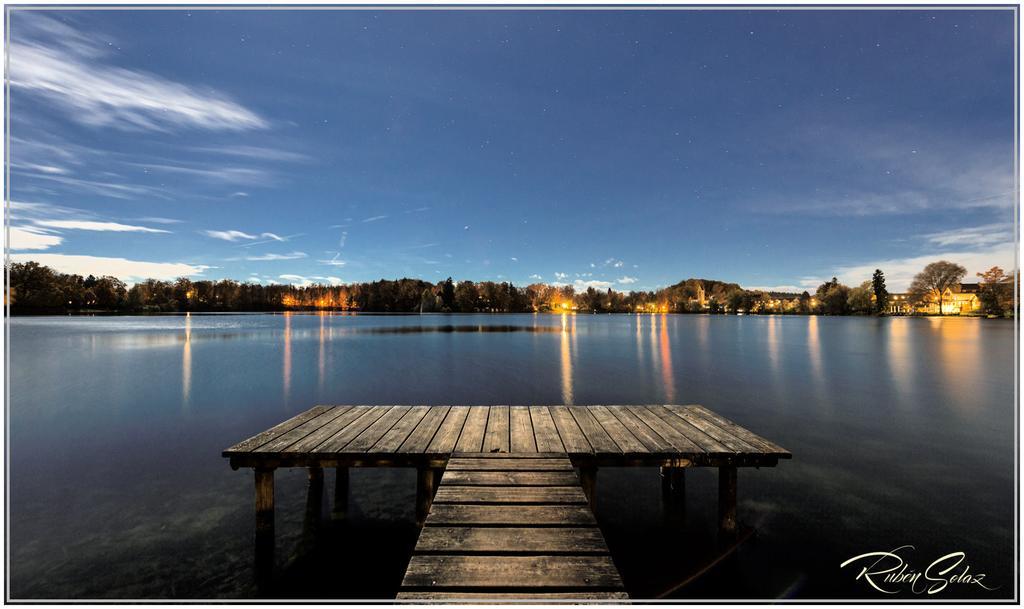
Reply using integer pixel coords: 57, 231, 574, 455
182, 313, 192, 407
283, 312, 292, 403
658, 313, 676, 403
560, 313, 573, 405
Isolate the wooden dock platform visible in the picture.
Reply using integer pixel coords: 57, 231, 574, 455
223, 404, 791, 597
397, 453, 627, 601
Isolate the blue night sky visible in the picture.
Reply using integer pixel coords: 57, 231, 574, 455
7, 8, 1017, 292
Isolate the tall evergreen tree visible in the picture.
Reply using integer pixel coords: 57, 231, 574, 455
871, 269, 888, 314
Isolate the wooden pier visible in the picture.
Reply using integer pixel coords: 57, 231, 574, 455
223, 404, 790, 599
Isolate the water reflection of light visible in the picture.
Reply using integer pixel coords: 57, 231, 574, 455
318, 312, 326, 391
560, 313, 573, 405
182, 313, 192, 406
766, 315, 780, 377
887, 317, 913, 400
658, 314, 676, 403
807, 315, 824, 394
928, 318, 981, 412
283, 312, 293, 402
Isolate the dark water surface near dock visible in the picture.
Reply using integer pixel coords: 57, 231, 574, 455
8, 313, 1015, 599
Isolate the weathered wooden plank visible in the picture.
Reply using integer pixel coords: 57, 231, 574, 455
588, 406, 647, 453
225, 405, 331, 453
341, 406, 411, 452
549, 406, 592, 454
427, 407, 471, 454
415, 526, 606, 553
401, 555, 621, 588
286, 406, 368, 453
645, 405, 731, 454
445, 458, 574, 471
483, 405, 511, 453
630, 406, 703, 453
567, 406, 620, 453
433, 486, 588, 505
440, 471, 581, 487
396, 592, 630, 600
400, 406, 452, 453
606, 407, 674, 452
687, 405, 791, 456
425, 504, 597, 526
454, 406, 489, 453
315, 405, 391, 452
254, 407, 354, 453
666, 406, 759, 453
529, 406, 565, 453
451, 452, 567, 459
509, 406, 537, 453
370, 406, 431, 453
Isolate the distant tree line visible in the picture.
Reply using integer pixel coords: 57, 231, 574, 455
4, 260, 1015, 316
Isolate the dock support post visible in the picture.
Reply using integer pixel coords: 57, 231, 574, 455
332, 466, 349, 520
254, 467, 275, 590
718, 466, 737, 538
579, 466, 597, 510
660, 467, 685, 499
301, 466, 324, 553
415, 467, 435, 526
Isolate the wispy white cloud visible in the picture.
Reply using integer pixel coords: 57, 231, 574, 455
192, 145, 309, 162
229, 192, 250, 198
574, 279, 614, 290
833, 243, 1016, 292
529, 274, 543, 281
9, 13, 266, 132
604, 258, 625, 268
510, 257, 519, 262
133, 216, 183, 225
10, 253, 208, 282
278, 274, 344, 287
33, 220, 169, 233
9, 226, 62, 251
318, 253, 347, 267
554, 272, 568, 281
617, 276, 638, 285
362, 215, 389, 223
201, 229, 283, 242
243, 251, 307, 261
922, 223, 1015, 249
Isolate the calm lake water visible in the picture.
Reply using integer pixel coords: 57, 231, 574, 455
8, 313, 1016, 600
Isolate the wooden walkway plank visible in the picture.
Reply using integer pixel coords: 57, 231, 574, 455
253, 407, 353, 453
529, 406, 566, 453
509, 406, 537, 453
686, 405, 791, 456
440, 470, 582, 486
426, 504, 597, 526
568, 406, 621, 454
286, 406, 370, 453
399, 405, 452, 454
645, 405, 731, 454
454, 406, 489, 453
630, 406, 703, 453
605, 406, 675, 453
396, 591, 630, 600
433, 486, 588, 505
371, 406, 431, 453
427, 407, 471, 454
225, 406, 332, 453
313, 405, 391, 452
483, 405, 511, 453
444, 458, 574, 471
414, 527, 606, 553
549, 406, 593, 454
665, 406, 759, 453
401, 555, 622, 589
588, 406, 647, 453
341, 406, 410, 452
